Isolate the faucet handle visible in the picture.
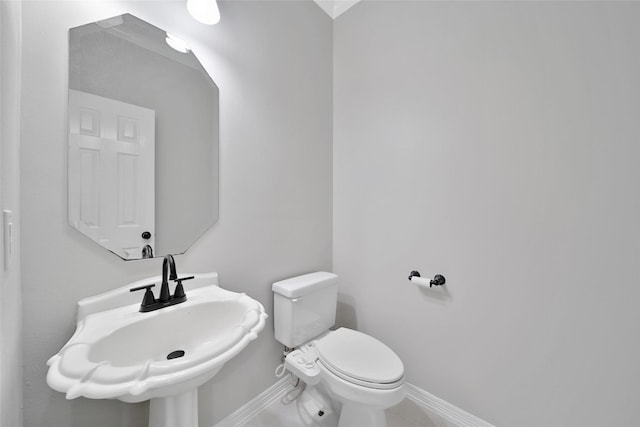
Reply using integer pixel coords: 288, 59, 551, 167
130, 284, 156, 309
172, 276, 194, 301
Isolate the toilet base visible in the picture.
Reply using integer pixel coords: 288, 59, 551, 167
298, 384, 390, 427
297, 385, 339, 426
338, 402, 387, 427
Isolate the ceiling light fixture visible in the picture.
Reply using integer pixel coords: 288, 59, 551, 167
187, 0, 220, 25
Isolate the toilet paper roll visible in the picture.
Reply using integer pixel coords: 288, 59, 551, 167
410, 276, 432, 288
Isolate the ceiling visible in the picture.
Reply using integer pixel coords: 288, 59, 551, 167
312, 0, 361, 19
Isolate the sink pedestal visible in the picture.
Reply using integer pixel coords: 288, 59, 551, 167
149, 389, 198, 427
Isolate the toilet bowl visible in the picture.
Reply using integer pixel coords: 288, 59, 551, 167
273, 272, 406, 427
291, 328, 405, 427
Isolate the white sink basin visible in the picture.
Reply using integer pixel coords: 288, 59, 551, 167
46, 272, 267, 425
88, 300, 252, 368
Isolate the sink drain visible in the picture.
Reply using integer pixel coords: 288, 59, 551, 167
167, 350, 185, 360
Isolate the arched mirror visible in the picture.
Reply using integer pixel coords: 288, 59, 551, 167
68, 14, 219, 260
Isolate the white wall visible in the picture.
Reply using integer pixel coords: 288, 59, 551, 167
0, 0, 23, 425
21, 1, 332, 426
334, 2, 640, 426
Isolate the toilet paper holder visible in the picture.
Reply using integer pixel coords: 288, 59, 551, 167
408, 270, 446, 288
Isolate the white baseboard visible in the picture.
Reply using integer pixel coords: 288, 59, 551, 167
214, 378, 494, 427
214, 377, 291, 427
404, 383, 494, 427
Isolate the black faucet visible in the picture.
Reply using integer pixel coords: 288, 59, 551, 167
159, 254, 178, 302
129, 254, 194, 312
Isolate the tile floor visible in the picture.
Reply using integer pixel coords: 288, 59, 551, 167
243, 386, 452, 427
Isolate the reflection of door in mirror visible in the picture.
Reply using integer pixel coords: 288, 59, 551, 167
68, 89, 155, 260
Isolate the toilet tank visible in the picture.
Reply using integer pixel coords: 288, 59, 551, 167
272, 272, 338, 348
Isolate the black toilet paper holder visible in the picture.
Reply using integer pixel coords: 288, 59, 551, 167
408, 270, 446, 288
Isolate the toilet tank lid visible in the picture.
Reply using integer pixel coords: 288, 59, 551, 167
272, 272, 337, 298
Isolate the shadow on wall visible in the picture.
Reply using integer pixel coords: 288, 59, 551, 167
415, 283, 452, 306
335, 294, 358, 330
67, 396, 148, 427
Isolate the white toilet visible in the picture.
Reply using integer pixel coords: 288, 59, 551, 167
272, 272, 406, 427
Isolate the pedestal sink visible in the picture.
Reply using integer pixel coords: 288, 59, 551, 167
46, 272, 267, 427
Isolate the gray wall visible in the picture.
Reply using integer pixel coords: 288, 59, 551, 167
1, 1, 23, 426
334, 2, 640, 426
21, 1, 332, 426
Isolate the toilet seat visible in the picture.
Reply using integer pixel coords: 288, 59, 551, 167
315, 328, 404, 390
